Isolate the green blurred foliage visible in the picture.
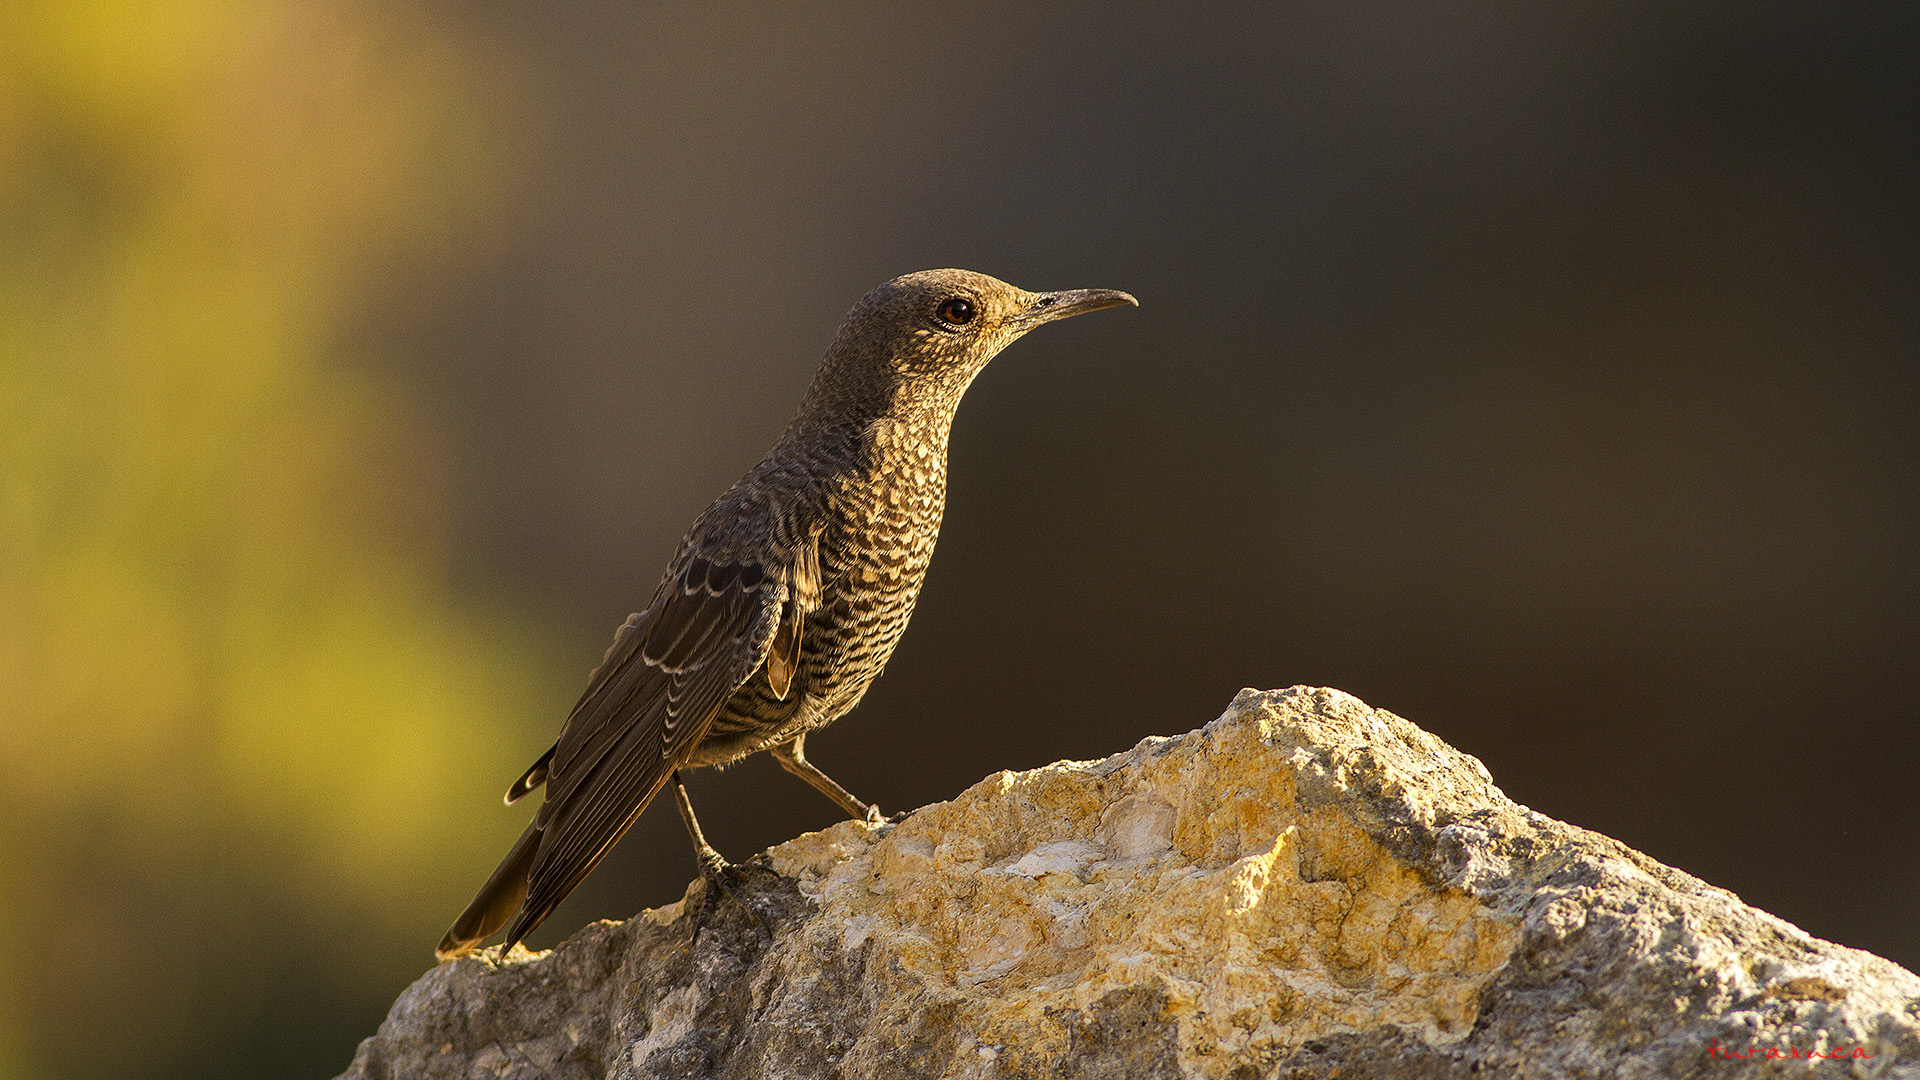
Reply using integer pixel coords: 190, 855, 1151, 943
0, 1, 551, 1076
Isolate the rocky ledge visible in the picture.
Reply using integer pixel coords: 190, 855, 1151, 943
340, 687, 1920, 1079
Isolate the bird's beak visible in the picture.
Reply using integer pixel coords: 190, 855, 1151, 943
1016, 288, 1139, 329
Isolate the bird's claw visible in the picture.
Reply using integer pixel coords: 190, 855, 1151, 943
689, 854, 770, 947
696, 849, 731, 881
860, 805, 913, 829
690, 844, 734, 914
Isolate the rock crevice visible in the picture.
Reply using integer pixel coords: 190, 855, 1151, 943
340, 687, 1920, 1079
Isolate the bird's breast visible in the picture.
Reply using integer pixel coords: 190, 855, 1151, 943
798, 439, 946, 695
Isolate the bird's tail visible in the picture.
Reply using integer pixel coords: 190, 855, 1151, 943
436, 818, 541, 961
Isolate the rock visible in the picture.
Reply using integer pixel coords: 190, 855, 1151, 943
339, 687, 1920, 1079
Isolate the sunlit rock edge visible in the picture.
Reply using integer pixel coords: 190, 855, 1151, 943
339, 687, 1920, 1079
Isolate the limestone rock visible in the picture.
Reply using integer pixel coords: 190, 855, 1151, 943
339, 687, 1920, 1078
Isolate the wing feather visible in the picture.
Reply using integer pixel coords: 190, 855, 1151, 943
766, 529, 822, 700
509, 655, 744, 940
441, 526, 827, 959
495, 545, 796, 950
765, 599, 801, 699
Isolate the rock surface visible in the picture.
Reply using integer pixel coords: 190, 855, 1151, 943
340, 687, 1920, 1079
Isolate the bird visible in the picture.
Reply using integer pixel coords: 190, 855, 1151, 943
436, 268, 1136, 960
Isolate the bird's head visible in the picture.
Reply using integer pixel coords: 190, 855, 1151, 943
816, 268, 1137, 418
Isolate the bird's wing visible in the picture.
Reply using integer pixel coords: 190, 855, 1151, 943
764, 528, 820, 699
499, 542, 806, 949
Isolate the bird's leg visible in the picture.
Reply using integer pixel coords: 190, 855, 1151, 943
672, 770, 768, 942
772, 734, 887, 826
670, 770, 729, 878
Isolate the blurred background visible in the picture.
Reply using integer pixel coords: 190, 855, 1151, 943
1, 0, 1914, 1076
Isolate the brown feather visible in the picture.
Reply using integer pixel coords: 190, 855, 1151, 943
766, 600, 801, 699
481, 548, 782, 952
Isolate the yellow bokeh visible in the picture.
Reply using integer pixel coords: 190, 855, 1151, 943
1, 1, 549, 1075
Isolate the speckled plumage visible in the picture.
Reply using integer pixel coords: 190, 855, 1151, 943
437, 269, 1135, 960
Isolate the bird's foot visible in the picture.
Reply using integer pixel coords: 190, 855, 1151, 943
695, 842, 730, 881
857, 804, 914, 832
689, 851, 769, 947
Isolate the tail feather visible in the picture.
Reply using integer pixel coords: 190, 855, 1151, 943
505, 744, 555, 805
436, 819, 541, 961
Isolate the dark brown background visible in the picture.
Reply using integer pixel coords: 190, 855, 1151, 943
382, 0, 1914, 1066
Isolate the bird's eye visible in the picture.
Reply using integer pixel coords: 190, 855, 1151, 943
936, 297, 975, 327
